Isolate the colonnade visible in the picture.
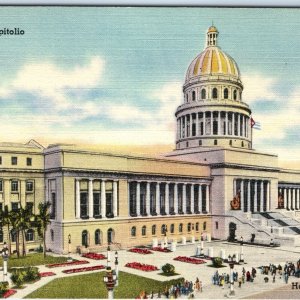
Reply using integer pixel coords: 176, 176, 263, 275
129, 181, 210, 217
278, 187, 300, 210
177, 111, 250, 140
233, 179, 270, 213
75, 179, 118, 219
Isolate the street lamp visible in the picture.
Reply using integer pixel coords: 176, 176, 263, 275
240, 236, 244, 263
1, 242, 9, 282
67, 234, 72, 261
103, 246, 118, 299
228, 255, 235, 296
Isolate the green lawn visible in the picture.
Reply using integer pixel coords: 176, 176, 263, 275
0, 253, 68, 269
25, 271, 184, 299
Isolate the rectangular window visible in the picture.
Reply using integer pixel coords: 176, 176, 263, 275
26, 181, 34, 192
11, 202, 19, 211
11, 180, 19, 192
80, 192, 88, 218
106, 192, 113, 217
26, 202, 33, 213
0, 203, 2, 211
11, 157, 18, 165
93, 193, 101, 217
0, 180, 3, 192
50, 192, 56, 219
26, 157, 32, 166
0, 156, 2, 164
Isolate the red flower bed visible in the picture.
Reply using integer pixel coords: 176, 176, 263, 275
3, 290, 17, 298
174, 256, 206, 264
128, 248, 153, 255
125, 262, 158, 272
82, 253, 107, 260
152, 247, 171, 253
39, 272, 56, 277
46, 260, 89, 268
62, 265, 105, 274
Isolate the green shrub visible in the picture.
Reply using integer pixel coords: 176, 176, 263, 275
24, 267, 41, 282
0, 281, 9, 296
212, 257, 223, 268
11, 269, 26, 288
162, 263, 176, 275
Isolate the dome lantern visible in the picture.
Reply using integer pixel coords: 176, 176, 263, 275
206, 25, 218, 47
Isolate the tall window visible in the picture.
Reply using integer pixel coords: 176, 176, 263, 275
179, 223, 183, 233
50, 192, 56, 219
212, 88, 218, 99
26, 181, 34, 192
192, 91, 196, 101
80, 192, 88, 218
161, 224, 167, 235
187, 223, 192, 232
26, 157, 32, 166
26, 202, 33, 213
152, 225, 156, 235
233, 90, 237, 100
11, 229, 17, 243
0, 180, 3, 192
11, 202, 19, 211
26, 229, 34, 241
11, 157, 17, 165
0, 229, 3, 243
170, 224, 175, 234
106, 192, 113, 217
11, 180, 18, 192
0, 203, 2, 211
82, 230, 88, 247
0, 156, 2, 164
142, 225, 146, 236
50, 229, 54, 241
201, 89, 206, 99
203, 222, 207, 231
93, 193, 101, 218
129, 183, 136, 216
95, 229, 101, 245
195, 222, 199, 231
224, 88, 228, 99
131, 226, 136, 237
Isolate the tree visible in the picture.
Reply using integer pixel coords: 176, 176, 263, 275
35, 202, 51, 258
9, 211, 21, 258
0, 206, 12, 255
17, 207, 33, 257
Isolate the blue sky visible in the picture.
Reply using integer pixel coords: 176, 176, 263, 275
0, 7, 299, 161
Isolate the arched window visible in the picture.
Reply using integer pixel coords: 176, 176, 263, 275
186, 94, 189, 103
187, 223, 192, 232
212, 88, 218, 99
95, 229, 101, 245
131, 226, 136, 237
50, 229, 54, 242
192, 91, 196, 101
26, 229, 34, 242
241, 141, 244, 147
142, 225, 146, 236
214, 140, 218, 145
195, 222, 199, 232
11, 229, 17, 243
179, 223, 183, 233
152, 225, 156, 235
170, 224, 175, 234
203, 222, 207, 231
0, 229, 3, 243
201, 89, 206, 99
233, 90, 237, 100
82, 230, 89, 247
224, 88, 228, 99
107, 228, 114, 244
215, 222, 219, 230
229, 140, 232, 146
161, 224, 167, 235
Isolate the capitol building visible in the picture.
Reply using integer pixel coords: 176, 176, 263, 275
1, 26, 300, 253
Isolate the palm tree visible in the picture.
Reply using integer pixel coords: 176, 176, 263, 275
1, 206, 12, 255
17, 207, 33, 257
9, 210, 21, 258
35, 202, 51, 258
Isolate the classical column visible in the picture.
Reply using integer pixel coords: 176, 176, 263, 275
88, 178, 94, 218
218, 111, 221, 135
225, 112, 228, 135
206, 185, 210, 213
297, 189, 300, 210
288, 188, 292, 210
191, 184, 195, 214
146, 181, 150, 215
165, 182, 169, 215
182, 183, 186, 214
233, 179, 237, 197
75, 179, 80, 219
283, 188, 287, 209
232, 113, 235, 135
254, 181, 258, 212
101, 180, 106, 218
260, 181, 264, 212
113, 180, 118, 217
240, 180, 244, 212
291, 188, 295, 210
238, 113, 241, 136
156, 182, 160, 215
247, 180, 251, 212
266, 181, 270, 211
136, 182, 140, 216
199, 184, 203, 213
174, 183, 178, 214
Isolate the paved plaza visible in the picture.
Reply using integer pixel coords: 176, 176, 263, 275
7, 240, 300, 299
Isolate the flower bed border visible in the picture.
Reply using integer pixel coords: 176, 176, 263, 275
62, 265, 105, 274
128, 248, 153, 255
125, 262, 158, 272
3, 289, 17, 298
152, 247, 172, 253
174, 256, 206, 265
46, 260, 89, 268
39, 272, 56, 277
82, 253, 107, 260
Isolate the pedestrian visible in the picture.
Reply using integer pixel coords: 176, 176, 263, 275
238, 277, 242, 288
284, 272, 289, 284
195, 277, 200, 291
273, 274, 275, 283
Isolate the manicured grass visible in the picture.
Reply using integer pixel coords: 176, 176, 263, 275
25, 271, 184, 299
0, 253, 68, 269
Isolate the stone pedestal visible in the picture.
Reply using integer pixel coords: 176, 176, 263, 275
152, 238, 158, 248
191, 236, 195, 243
171, 241, 177, 252
220, 249, 226, 260
182, 236, 186, 245
208, 247, 213, 258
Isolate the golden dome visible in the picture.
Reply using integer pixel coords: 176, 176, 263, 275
208, 25, 218, 33
185, 46, 240, 81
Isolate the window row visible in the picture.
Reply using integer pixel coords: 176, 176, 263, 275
0, 180, 34, 193
185, 87, 241, 103
0, 228, 35, 243
0, 156, 32, 166
182, 139, 248, 148
0, 202, 34, 212
130, 222, 207, 237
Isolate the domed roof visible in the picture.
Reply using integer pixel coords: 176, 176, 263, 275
185, 26, 240, 82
